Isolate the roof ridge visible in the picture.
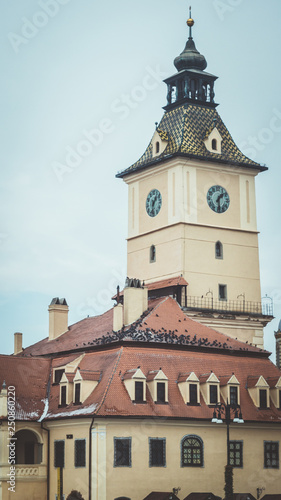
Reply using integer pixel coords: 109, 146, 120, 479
95, 347, 123, 415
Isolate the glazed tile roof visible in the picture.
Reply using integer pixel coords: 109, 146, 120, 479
0, 355, 50, 420
117, 104, 266, 178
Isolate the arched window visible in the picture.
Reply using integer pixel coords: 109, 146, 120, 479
181, 435, 203, 467
212, 138, 217, 151
150, 245, 156, 263
215, 241, 223, 259
155, 141, 160, 154
15, 429, 42, 465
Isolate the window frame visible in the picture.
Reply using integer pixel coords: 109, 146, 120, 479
156, 382, 166, 403
209, 384, 218, 405
218, 283, 227, 301
264, 441, 279, 469
149, 438, 166, 467
75, 439, 86, 468
229, 440, 243, 468
189, 383, 199, 405
60, 385, 67, 407
134, 380, 144, 403
54, 440, 65, 468
259, 388, 268, 409
215, 241, 223, 259
181, 435, 204, 468
230, 386, 238, 406
114, 437, 132, 468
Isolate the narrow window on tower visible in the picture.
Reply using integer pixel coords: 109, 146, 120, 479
219, 284, 227, 301
212, 139, 217, 151
155, 141, 160, 154
150, 245, 156, 263
215, 241, 223, 259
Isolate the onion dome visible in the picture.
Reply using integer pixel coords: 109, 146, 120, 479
174, 8, 207, 72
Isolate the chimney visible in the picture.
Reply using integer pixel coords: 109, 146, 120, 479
14, 332, 23, 355
113, 303, 123, 332
48, 298, 69, 340
123, 278, 148, 326
0, 381, 7, 418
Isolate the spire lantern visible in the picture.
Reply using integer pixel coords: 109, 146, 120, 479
164, 10, 218, 110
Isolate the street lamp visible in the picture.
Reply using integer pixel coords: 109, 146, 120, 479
211, 402, 244, 500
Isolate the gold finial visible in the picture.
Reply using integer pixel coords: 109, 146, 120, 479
187, 6, 194, 36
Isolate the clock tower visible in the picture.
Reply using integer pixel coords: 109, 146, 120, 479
116, 11, 273, 348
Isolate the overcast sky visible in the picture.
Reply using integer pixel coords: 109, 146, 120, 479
1, 0, 280, 360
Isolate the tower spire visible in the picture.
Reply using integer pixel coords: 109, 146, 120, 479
187, 6, 194, 39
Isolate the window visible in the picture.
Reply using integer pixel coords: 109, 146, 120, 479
157, 382, 165, 403
230, 386, 238, 406
260, 389, 268, 409
189, 384, 198, 404
149, 438, 166, 467
54, 369, 65, 384
229, 441, 243, 468
219, 284, 227, 300
114, 438, 131, 467
264, 441, 279, 469
155, 141, 160, 154
60, 385, 67, 406
215, 241, 223, 259
210, 385, 218, 404
135, 381, 144, 403
75, 439, 86, 467
212, 138, 217, 150
54, 440, 65, 468
181, 435, 203, 467
150, 245, 156, 263
74, 383, 81, 405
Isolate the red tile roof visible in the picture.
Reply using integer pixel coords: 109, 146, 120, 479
0, 355, 51, 420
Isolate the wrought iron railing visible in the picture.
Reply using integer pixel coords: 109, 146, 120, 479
184, 296, 273, 316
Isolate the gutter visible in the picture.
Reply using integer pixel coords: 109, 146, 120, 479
89, 417, 95, 500
41, 422, 50, 500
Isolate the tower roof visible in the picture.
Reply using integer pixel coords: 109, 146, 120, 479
116, 104, 266, 178
174, 8, 207, 72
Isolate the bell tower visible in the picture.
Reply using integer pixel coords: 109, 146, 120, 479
116, 10, 273, 348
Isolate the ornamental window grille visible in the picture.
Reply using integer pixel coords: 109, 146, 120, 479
229, 441, 243, 468
149, 438, 166, 467
54, 440, 65, 468
75, 439, 86, 468
230, 386, 238, 406
264, 441, 279, 469
114, 438, 131, 467
181, 435, 203, 467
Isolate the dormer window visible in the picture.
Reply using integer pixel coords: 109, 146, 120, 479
220, 375, 240, 406
209, 385, 218, 404
247, 375, 270, 409
54, 369, 65, 384
135, 381, 144, 403
266, 376, 281, 409
178, 372, 200, 405
147, 369, 168, 404
199, 372, 220, 406
123, 368, 146, 403
74, 382, 81, 405
151, 129, 168, 157
60, 385, 67, 407
212, 139, 217, 151
155, 141, 160, 154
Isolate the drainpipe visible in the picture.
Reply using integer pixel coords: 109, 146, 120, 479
89, 417, 95, 500
41, 422, 50, 500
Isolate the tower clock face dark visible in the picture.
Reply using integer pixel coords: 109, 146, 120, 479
207, 185, 230, 213
146, 189, 162, 217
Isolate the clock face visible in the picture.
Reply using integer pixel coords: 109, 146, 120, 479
207, 185, 230, 213
146, 189, 162, 217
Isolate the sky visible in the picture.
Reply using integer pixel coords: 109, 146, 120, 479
1, 0, 280, 359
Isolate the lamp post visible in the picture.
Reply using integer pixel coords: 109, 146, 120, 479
211, 402, 244, 500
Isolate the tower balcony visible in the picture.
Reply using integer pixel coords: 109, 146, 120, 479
183, 296, 273, 318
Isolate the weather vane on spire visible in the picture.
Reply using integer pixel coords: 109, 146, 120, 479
187, 5, 194, 39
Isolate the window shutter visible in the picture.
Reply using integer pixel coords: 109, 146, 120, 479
54, 441, 65, 468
